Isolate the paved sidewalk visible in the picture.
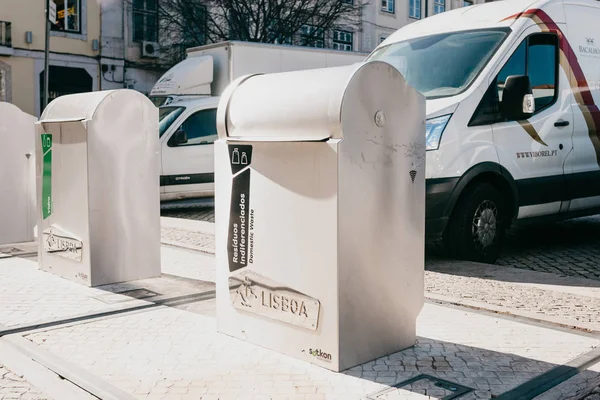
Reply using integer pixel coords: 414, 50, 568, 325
426, 259, 600, 333
500, 216, 600, 280
0, 247, 213, 332
1, 217, 599, 399
161, 217, 600, 335
0, 364, 50, 400
23, 302, 600, 400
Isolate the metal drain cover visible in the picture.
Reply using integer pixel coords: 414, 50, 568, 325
116, 288, 160, 299
93, 288, 160, 304
367, 374, 474, 400
0, 247, 24, 255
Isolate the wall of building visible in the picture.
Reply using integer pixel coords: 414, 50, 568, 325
0, 56, 35, 115
0, 0, 102, 116
99, 0, 165, 96
1, 0, 496, 115
359, 0, 489, 53
2, 0, 100, 56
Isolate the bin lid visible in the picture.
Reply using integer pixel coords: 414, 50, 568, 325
217, 64, 362, 142
39, 117, 85, 124
38, 90, 145, 124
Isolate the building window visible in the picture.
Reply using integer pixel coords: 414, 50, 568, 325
50, 0, 81, 33
300, 25, 324, 48
463, 0, 473, 6
133, 0, 158, 42
381, 0, 395, 14
380, 36, 388, 43
434, 0, 445, 14
333, 30, 353, 51
409, 0, 421, 19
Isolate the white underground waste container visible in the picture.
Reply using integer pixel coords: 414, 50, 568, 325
0, 102, 36, 245
35, 89, 161, 287
215, 60, 426, 372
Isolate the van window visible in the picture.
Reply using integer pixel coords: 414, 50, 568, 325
159, 106, 185, 137
470, 33, 558, 126
497, 41, 526, 102
168, 108, 218, 147
528, 34, 558, 110
367, 28, 509, 99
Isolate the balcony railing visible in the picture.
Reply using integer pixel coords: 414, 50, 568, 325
0, 21, 12, 48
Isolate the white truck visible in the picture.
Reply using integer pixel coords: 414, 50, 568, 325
151, 41, 367, 203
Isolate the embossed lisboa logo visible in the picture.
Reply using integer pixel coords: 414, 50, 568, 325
42, 226, 83, 262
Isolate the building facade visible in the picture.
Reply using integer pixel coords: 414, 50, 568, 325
0, 0, 492, 116
99, 0, 165, 97
0, 0, 166, 117
0, 0, 101, 116
358, 0, 489, 53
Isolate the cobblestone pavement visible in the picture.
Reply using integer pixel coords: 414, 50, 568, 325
0, 246, 214, 330
164, 202, 600, 280
25, 303, 600, 400
0, 364, 50, 400
161, 200, 215, 223
161, 227, 215, 255
2, 214, 599, 398
0, 257, 149, 329
499, 216, 600, 280
425, 261, 600, 333
159, 214, 600, 335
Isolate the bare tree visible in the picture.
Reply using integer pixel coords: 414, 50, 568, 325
156, 0, 367, 64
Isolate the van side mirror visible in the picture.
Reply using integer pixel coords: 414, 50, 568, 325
501, 75, 535, 121
171, 129, 188, 145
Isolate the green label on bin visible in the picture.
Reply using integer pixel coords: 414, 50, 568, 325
41, 133, 52, 219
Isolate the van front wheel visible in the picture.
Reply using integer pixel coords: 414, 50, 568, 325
444, 183, 506, 264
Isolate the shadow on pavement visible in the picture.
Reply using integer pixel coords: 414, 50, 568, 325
498, 217, 600, 281
353, 338, 600, 400
426, 216, 600, 284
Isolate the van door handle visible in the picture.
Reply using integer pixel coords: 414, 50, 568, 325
554, 120, 570, 127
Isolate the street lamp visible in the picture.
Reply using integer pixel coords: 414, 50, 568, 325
44, 0, 56, 111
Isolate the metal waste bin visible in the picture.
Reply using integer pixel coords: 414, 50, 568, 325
215, 61, 426, 372
35, 89, 161, 286
0, 102, 36, 245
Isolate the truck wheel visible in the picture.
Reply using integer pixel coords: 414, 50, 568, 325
444, 183, 506, 264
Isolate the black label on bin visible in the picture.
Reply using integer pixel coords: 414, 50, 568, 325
228, 145, 253, 272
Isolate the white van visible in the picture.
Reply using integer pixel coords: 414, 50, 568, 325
369, 0, 600, 262
155, 42, 367, 202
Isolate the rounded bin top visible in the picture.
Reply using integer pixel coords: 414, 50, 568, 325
216, 60, 422, 142
0, 102, 37, 140
39, 89, 154, 123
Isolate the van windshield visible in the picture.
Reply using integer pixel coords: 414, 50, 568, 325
368, 28, 509, 99
159, 106, 185, 137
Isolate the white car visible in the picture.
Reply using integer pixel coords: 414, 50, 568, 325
159, 96, 219, 202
